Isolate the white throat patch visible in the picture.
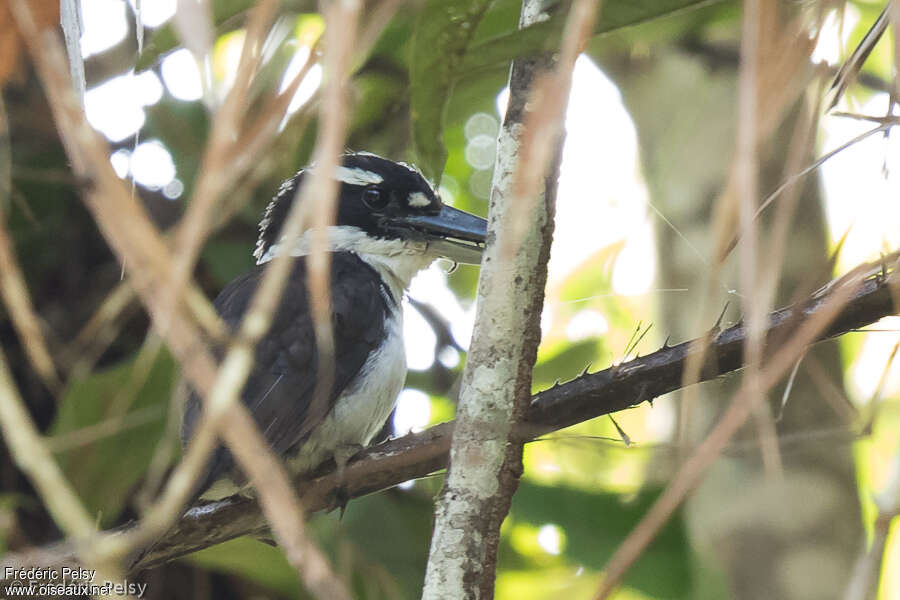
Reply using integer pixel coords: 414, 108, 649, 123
258, 226, 438, 299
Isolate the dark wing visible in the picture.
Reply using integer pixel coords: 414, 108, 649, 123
182, 252, 392, 495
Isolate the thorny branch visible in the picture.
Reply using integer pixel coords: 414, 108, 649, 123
5, 254, 897, 573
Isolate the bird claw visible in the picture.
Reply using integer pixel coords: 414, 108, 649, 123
333, 443, 364, 518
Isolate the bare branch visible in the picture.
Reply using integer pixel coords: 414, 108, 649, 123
4, 256, 897, 572
593, 256, 890, 598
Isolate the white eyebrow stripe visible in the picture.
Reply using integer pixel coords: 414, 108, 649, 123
334, 166, 384, 185
408, 192, 431, 208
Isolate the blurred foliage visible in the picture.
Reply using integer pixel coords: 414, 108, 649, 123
503, 482, 691, 599
50, 346, 175, 526
6, 0, 900, 598
1, 0, 730, 597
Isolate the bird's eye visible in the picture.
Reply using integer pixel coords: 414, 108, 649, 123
362, 187, 389, 210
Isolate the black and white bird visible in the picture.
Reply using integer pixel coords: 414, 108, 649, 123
182, 152, 486, 500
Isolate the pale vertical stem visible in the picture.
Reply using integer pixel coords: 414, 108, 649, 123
165, 0, 278, 332
302, 0, 360, 424
737, 0, 782, 475
422, 0, 598, 597
0, 346, 124, 588
0, 97, 60, 392
13, 3, 350, 595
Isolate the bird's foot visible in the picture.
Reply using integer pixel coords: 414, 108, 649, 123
333, 443, 364, 519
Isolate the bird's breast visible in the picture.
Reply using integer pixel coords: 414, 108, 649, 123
286, 311, 407, 473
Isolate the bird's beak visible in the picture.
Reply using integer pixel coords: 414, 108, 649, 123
393, 205, 487, 264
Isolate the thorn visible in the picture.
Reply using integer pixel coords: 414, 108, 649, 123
662, 335, 671, 349
712, 302, 730, 335
827, 226, 851, 276
622, 322, 641, 360
624, 322, 653, 361
608, 415, 631, 447
580, 362, 592, 376
827, 5, 888, 111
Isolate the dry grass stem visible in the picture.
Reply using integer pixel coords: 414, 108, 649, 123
844, 438, 900, 600
0, 347, 93, 537
296, 0, 361, 437
721, 120, 895, 259
0, 346, 125, 586
678, 5, 827, 456
64, 281, 136, 366
228, 37, 322, 179
801, 354, 858, 424
167, 0, 280, 331
14, 3, 349, 594
736, 0, 782, 478
761, 78, 824, 289
45, 404, 165, 453
0, 214, 61, 392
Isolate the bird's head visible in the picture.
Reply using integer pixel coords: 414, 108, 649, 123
253, 153, 487, 269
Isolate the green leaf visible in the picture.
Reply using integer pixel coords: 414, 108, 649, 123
186, 537, 303, 598
461, 0, 726, 74
533, 339, 600, 390
409, 0, 494, 180
338, 491, 435, 598
202, 239, 256, 286
50, 350, 175, 525
509, 481, 692, 598
142, 98, 210, 200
